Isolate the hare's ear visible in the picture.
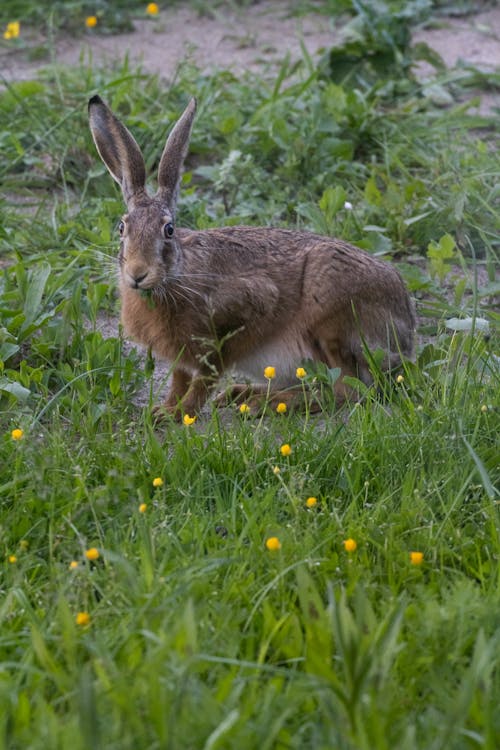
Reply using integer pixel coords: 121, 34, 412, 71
88, 95, 147, 207
156, 98, 196, 215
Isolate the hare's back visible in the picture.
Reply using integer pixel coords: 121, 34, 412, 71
188, 226, 415, 360
182, 226, 409, 303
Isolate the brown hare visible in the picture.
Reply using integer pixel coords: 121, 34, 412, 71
88, 95, 415, 419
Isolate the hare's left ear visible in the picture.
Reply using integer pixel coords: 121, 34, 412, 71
156, 98, 197, 216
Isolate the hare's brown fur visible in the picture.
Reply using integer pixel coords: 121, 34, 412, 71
89, 95, 415, 419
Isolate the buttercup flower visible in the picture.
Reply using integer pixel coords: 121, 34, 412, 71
152, 477, 164, 487
69, 561, 79, 570
272, 466, 281, 475
410, 551, 424, 565
85, 547, 100, 561
183, 414, 196, 426
306, 496, 318, 508
11, 428, 24, 441
264, 366, 276, 379
296, 367, 307, 379
480, 405, 488, 413
276, 402, 287, 414
76, 612, 91, 626
8, 555, 17, 564
343, 538, 357, 552
85, 15, 97, 28
396, 374, 405, 384
3, 21, 20, 40
139, 503, 147, 513
266, 536, 281, 551
146, 2, 159, 14
239, 403, 250, 414
280, 443, 292, 457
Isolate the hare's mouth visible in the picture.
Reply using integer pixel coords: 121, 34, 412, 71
124, 269, 156, 290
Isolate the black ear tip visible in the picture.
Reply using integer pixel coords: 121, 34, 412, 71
88, 94, 104, 110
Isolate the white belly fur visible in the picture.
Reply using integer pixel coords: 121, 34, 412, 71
232, 331, 314, 386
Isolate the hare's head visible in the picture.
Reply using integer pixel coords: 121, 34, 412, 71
88, 95, 196, 290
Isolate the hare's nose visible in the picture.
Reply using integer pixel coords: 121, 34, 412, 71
131, 271, 148, 288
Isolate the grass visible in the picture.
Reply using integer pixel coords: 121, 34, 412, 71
1, 1, 499, 747
1, 347, 499, 748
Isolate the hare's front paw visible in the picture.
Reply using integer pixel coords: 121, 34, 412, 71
151, 369, 209, 424
152, 403, 182, 423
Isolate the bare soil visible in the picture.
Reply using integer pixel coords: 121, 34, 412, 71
3, 2, 500, 97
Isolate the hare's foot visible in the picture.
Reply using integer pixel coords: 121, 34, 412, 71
152, 402, 180, 423
152, 369, 212, 423
215, 383, 258, 407
216, 383, 323, 414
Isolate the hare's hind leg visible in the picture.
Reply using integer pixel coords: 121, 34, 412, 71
316, 336, 365, 406
215, 383, 258, 406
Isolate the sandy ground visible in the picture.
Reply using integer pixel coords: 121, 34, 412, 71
2, 2, 500, 93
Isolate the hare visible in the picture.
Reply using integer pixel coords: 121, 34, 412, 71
88, 94, 415, 419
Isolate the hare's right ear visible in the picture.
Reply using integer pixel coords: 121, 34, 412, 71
88, 95, 147, 207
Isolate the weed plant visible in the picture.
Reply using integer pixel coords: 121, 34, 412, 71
0, 2, 499, 748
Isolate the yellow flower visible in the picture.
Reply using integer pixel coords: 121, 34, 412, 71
75, 612, 91, 626
3, 21, 20, 40
239, 403, 250, 414
276, 402, 287, 414
480, 404, 488, 413
410, 551, 424, 565
306, 496, 317, 508
11, 428, 24, 441
296, 367, 307, 379
85, 547, 100, 561
152, 477, 164, 488
146, 2, 159, 14
343, 538, 357, 552
139, 503, 147, 513
85, 15, 98, 28
183, 414, 196, 426
272, 465, 281, 475
264, 366, 276, 379
396, 374, 404, 384
280, 443, 292, 457
8, 555, 17, 564
69, 561, 79, 570
266, 536, 281, 551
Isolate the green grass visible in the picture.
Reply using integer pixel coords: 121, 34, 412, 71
1, 340, 499, 748
1, 2, 500, 747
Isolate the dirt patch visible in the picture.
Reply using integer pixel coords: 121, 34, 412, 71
2, 2, 339, 82
3, 3, 500, 97
414, 8, 500, 71
413, 7, 500, 115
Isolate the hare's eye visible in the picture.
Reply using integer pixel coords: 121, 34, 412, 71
163, 222, 174, 239
118, 220, 125, 236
